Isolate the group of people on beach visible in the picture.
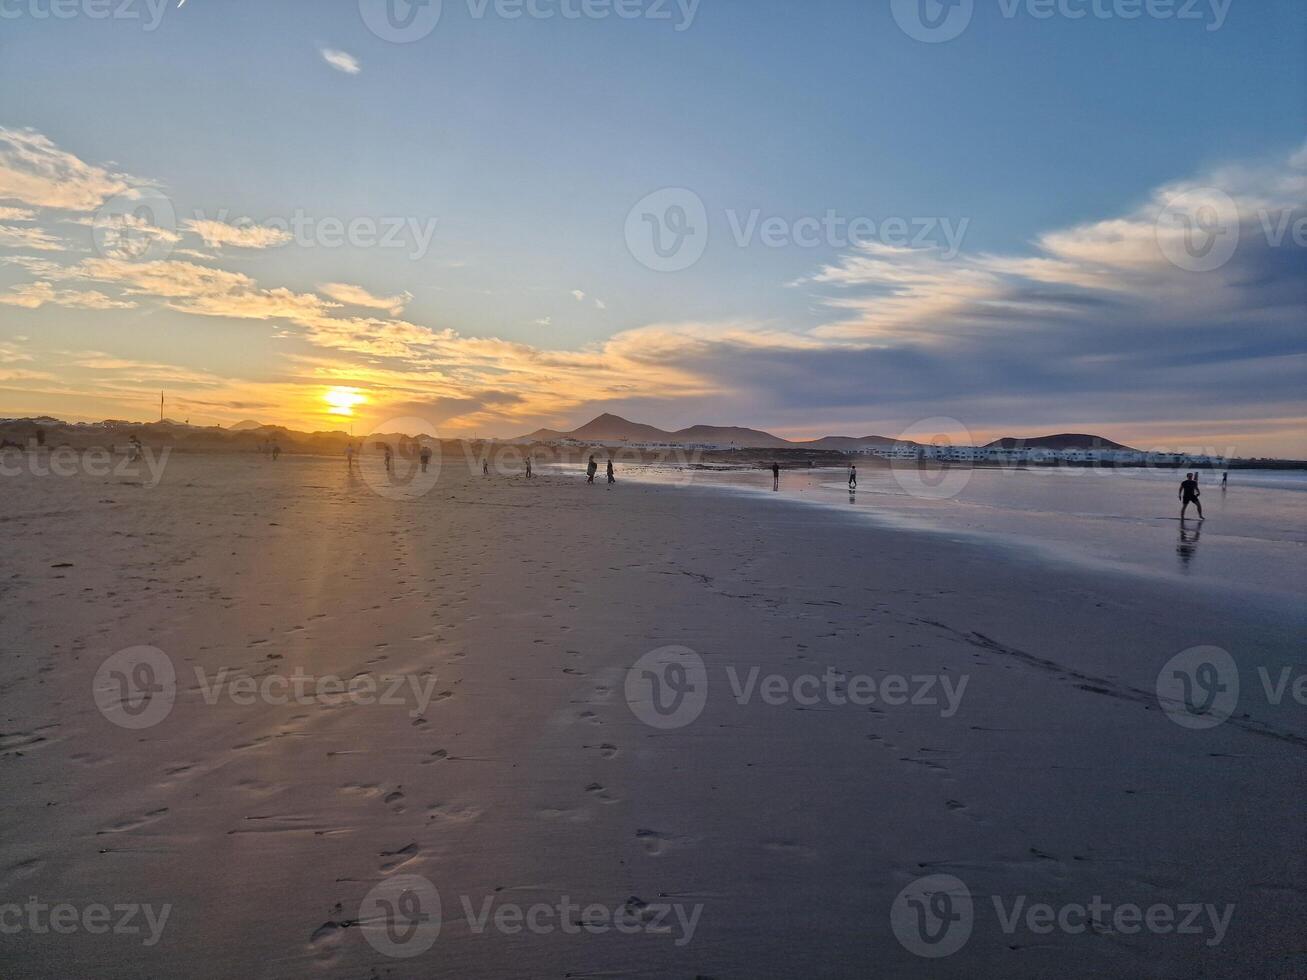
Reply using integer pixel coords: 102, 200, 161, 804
586, 454, 616, 484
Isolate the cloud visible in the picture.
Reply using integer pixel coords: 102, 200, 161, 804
0, 206, 35, 221
0, 281, 137, 310
185, 218, 292, 249
320, 48, 361, 75
0, 128, 134, 211
0, 224, 66, 251
319, 282, 412, 315
11, 138, 1300, 453
594, 298, 606, 310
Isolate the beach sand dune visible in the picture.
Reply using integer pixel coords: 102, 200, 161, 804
1, 453, 1302, 978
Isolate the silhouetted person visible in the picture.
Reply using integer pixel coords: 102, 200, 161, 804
606, 459, 615, 484
483, 459, 490, 476
384, 445, 393, 473
345, 443, 355, 469
271, 442, 281, 461
771, 462, 780, 491
1222, 471, 1228, 489
525, 457, 533, 479
586, 455, 598, 484
419, 445, 432, 473
1179, 472, 1203, 520
848, 463, 857, 490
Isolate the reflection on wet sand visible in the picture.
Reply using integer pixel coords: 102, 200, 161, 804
1176, 518, 1202, 571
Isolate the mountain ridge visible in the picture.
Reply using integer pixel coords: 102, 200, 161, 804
516, 414, 1139, 451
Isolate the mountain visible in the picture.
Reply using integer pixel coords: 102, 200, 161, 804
517, 415, 1144, 453
984, 433, 1138, 452
517, 413, 792, 448
228, 419, 265, 431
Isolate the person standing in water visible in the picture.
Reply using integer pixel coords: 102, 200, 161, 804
607, 458, 616, 484
771, 461, 780, 491
1179, 472, 1203, 520
586, 455, 598, 484
848, 463, 857, 490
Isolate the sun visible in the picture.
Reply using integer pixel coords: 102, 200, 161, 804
323, 386, 367, 417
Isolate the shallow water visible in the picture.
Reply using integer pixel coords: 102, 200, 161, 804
593, 462, 1306, 601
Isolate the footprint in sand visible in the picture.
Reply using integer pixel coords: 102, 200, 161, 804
384, 789, 407, 813
421, 749, 449, 765
98, 808, 169, 834
538, 806, 591, 824
0, 858, 46, 890
635, 829, 700, 856
425, 802, 483, 824
378, 842, 421, 873
761, 839, 818, 859
584, 782, 621, 804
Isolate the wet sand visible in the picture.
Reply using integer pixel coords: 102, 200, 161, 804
1, 452, 1303, 978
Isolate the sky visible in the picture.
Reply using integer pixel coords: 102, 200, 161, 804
0, 0, 1304, 455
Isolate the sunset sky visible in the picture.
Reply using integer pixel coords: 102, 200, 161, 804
1, 0, 1304, 454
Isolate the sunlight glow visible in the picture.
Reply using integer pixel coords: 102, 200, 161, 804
323, 386, 367, 417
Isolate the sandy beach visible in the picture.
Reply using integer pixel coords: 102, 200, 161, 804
1, 450, 1303, 978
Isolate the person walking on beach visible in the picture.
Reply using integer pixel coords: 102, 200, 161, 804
271, 442, 281, 462
1222, 471, 1228, 489
606, 458, 616, 484
483, 459, 490, 477
1179, 472, 1203, 520
848, 463, 857, 490
586, 455, 598, 484
771, 461, 780, 491
345, 443, 355, 469
383, 444, 393, 473
525, 456, 533, 479
419, 445, 432, 473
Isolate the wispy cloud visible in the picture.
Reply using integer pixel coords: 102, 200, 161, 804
0, 281, 137, 310
0, 128, 134, 211
319, 282, 412, 316
320, 48, 361, 75
185, 218, 292, 249
0, 223, 66, 251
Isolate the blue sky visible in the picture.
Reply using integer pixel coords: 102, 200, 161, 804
0, 0, 1304, 452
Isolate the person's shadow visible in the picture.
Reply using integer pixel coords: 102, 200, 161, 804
1176, 519, 1202, 571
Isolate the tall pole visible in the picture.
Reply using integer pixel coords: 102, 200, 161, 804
160, 390, 164, 423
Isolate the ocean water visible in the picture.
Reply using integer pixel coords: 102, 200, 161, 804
609, 462, 1307, 601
